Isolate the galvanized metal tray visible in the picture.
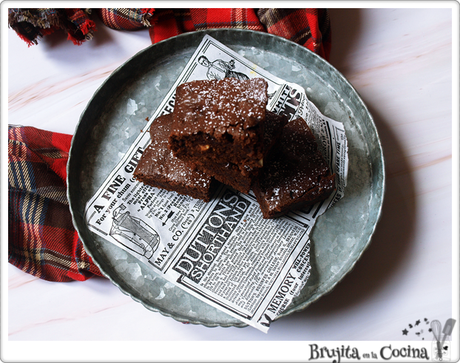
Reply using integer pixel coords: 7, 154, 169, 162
68, 29, 385, 328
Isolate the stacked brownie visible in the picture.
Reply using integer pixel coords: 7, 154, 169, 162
133, 113, 217, 202
134, 77, 336, 218
252, 117, 337, 218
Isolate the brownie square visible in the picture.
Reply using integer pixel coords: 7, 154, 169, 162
133, 113, 217, 202
252, 117, 336, 218
169, 77, 268, 174
193, 110, 289, 194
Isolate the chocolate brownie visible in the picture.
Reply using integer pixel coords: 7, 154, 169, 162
133, 113, 217, 202
169, 77, 268, 174
192, 110, 289, 194
252, 117, 336, 218
262, 111, 291, 159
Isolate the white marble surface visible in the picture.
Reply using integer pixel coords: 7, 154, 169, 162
3, 6, 458, 361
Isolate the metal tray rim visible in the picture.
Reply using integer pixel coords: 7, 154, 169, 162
67, 28, 385, 328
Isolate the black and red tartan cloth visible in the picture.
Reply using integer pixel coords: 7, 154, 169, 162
8, 8, 332, 282
8, 8, 331, 60
8, 8, 98, 45
8, 126, 104, 281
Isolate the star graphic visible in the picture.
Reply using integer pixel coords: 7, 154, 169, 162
402, 329, 409, 335
415, 319, 421, 326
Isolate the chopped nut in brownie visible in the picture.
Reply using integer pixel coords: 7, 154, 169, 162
169, 78, 269, 178
134, 113, 217, 202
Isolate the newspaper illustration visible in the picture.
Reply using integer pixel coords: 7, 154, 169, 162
84, 35, 348, 333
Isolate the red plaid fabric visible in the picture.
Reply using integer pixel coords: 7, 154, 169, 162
8, 126, 103, 281
257, 9, 331, 60
148, 8, 331, 60
147, 9, 195, 43
190, 8, 265, 31
8, 8, 96, 46
97, 8, 155, 30
10, 8, 331, 59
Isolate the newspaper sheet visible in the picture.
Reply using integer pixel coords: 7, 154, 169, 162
84, 35, 348, 333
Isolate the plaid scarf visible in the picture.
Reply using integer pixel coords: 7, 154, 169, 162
97, 8, 155, 30
9, 8, 331, 59
8, 126, 103, 281
143, 8, 331, 59
8, 8, 96, 46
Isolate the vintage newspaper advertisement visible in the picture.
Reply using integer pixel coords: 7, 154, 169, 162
84, 35, 348, 332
